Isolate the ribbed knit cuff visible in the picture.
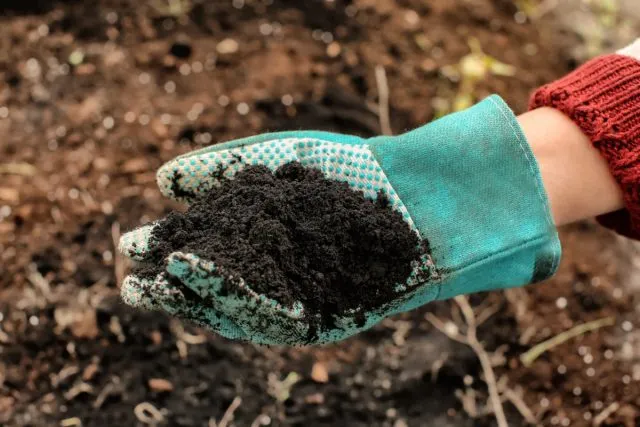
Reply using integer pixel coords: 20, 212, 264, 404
530, 40, 640, 239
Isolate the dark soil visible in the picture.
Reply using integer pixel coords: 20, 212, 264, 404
4, 0, 640, 426
138, 162, 422, 333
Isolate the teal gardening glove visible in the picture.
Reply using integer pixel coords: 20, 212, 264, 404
119, 95, 561, 345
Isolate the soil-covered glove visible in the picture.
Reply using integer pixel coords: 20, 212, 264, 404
119, 95, 561, 345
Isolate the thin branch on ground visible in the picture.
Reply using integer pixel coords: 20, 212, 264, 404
250, 414, 271, 427
502, 388, 538, 425
210, 396, 242, 427
111, 221, 125, 286
520, 316, 615, 367
475, 297, 502, 327
430, 351, 449, 383
454, 296, 508, 427
593, 402, 619, 426
455, 388, 479, 417
504, 289, 536, 345
26, 263, 53, 305
427, 296, 508, 427
374, 65, 392, 136
425, 312, 468, 345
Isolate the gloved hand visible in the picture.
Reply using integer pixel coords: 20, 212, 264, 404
119, 95, 561, 345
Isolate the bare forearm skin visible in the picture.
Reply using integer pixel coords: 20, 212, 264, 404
518, 107, 623, 227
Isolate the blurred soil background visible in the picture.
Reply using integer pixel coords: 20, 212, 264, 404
2, 0, 640, 426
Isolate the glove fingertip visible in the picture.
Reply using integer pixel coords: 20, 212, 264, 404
165, 251, 224, 300
121, 275, 158, 310
118, 223, 156, 261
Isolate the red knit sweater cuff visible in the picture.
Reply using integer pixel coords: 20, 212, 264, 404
530, 53, 640, 239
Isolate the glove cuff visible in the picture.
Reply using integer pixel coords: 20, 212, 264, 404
530, 42, 640, 238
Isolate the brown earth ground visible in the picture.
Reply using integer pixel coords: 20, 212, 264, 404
2, 1, 640, 426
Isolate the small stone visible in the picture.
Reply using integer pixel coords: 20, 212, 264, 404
311, 362, 329, 383
151, 119, 169, 139
237, 102, 250, 115
404, 10, 420, 27
217, 38, 239, 54
281, 94, 293, 106
259, 23, 273, 36
179, 63, 191, 75
164, 81, 176, 93
103, 116, 115, 130
149, 378, 174, 392
326, 42, 341, 58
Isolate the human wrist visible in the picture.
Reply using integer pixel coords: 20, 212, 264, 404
518, 107, 623, 227
529, 39, 640, 238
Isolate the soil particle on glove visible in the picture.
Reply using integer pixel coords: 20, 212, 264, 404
136, 162, 426, 334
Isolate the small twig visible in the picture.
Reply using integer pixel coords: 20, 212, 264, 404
425, 313, 468, 345
455, 388, 479, 417
250, 414, 271, 427
430, 352, 449, 383
475, 298, 502, 327
453, 296, 508, 427
26, 264, 53, 304
52, 365, 80, 387
210, 396, 242, 427
170, 319, 207, 344
134, 402, 165, 425
455, 296, 477, 336
59, 417, 82, 427
94, 381, 118, 409
520, 316, 615, 367
64, 382, 94, 401
593, 402, 619, 426
490, 345, 508, 368
0, 162, 37, 176
504, 289, 536, 345
503, 388, 538, 425
374, 65, 392, 136
111, 222, 125, 286
429, 297, 508, 427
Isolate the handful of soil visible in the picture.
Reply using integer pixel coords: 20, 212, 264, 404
135, 162, 426, 333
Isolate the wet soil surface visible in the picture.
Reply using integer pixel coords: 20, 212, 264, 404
2, 0, 640, 426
